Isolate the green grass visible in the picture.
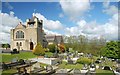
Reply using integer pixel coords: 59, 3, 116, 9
59, 61, 83, 69
39, 62, 48, 68
45, 52, 53, 57
1, 52, 53, 62
2, 69, 17, 75
1, 52, 36, 62
96, 69, 114, 75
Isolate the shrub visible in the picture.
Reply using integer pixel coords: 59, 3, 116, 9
11, 49, 19, 54
48, 44, 56, 53
77, 57, 92, 64
32, 42, 45, 56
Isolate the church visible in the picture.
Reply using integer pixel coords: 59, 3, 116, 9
10, 16, 48, 51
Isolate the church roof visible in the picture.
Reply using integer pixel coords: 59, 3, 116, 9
15, 22, 26, 28
45, 35, 63, 44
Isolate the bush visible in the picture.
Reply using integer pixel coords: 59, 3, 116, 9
77, 57, 92, 65
13, 49, 17, 52
32, 42, 45, 56
18, 59, 25, 65
11, 49, 19, 54
48, 44, 56, 53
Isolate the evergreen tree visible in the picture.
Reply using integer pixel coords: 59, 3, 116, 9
32, 42, 45, 56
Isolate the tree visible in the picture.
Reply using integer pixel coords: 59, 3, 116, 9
47, 44, 56, 53
32, 42, 45, 56
58, 43, 66, 53
101, 41, 119, 59
2, 43, 10, 50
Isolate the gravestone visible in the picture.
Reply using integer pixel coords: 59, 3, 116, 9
32, 63, 41, 70
67, 56, 73, 64
46, 65, 53, 72
73, 69, 81, 74
57, 69, 67, 73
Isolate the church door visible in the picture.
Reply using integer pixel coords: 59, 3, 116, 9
30, 42, 33, 50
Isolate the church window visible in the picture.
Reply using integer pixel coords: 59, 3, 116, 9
20, 42, 22, 46
16, 42, 18, 46
16, 31, 24, 39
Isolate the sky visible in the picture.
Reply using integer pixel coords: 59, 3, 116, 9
0, 0, 119, 44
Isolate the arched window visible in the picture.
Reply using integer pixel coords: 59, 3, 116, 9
16, 31, 24, 38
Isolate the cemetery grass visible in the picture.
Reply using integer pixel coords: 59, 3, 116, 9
45, 52, 53, 57
1, 52, 36, 62
2, 69, 17, 75
96, 69, 114, 75
59, 61, 83, 69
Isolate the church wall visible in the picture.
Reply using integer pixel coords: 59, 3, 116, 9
26, 28, 37, 50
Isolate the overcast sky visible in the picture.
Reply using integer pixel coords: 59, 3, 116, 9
0, 0, 119, 44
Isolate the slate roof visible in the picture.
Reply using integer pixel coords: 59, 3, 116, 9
45, 35, 63, 44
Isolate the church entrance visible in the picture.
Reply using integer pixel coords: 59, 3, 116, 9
30, 42, 33, 50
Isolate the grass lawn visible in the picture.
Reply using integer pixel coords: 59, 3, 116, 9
1, 52, 54, 62
45, 52, 53, 57
59, 61, 83, 69
96, 69, 114, 75
1, 52, 36, 62
2, 69, 17, 75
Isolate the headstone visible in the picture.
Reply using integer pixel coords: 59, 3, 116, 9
73, 69, 81, 74
57, 69, 67, 73
46, 65, 53, 72
68, 59, 73, 64
32, 63, 41, 69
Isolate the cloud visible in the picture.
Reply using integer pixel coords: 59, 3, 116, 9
64, 2, 118, 40
0, 12, 63, 43
103, 5, 118, 15
65, 12, 118, 40
4, 2, 14, 11
59, 0, 90, 20
59, 13, 64, 18
103, 1, 118, 16
33, 13, 63, 30
0, 11, 22, 43
43, 28, 61, 35
103, 0, 110, 8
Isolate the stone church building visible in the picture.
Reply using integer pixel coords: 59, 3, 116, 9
10, 16, 47, 50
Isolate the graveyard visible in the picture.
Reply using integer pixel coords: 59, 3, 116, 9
1, 1, 120, 75
1, 49, 119, 75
